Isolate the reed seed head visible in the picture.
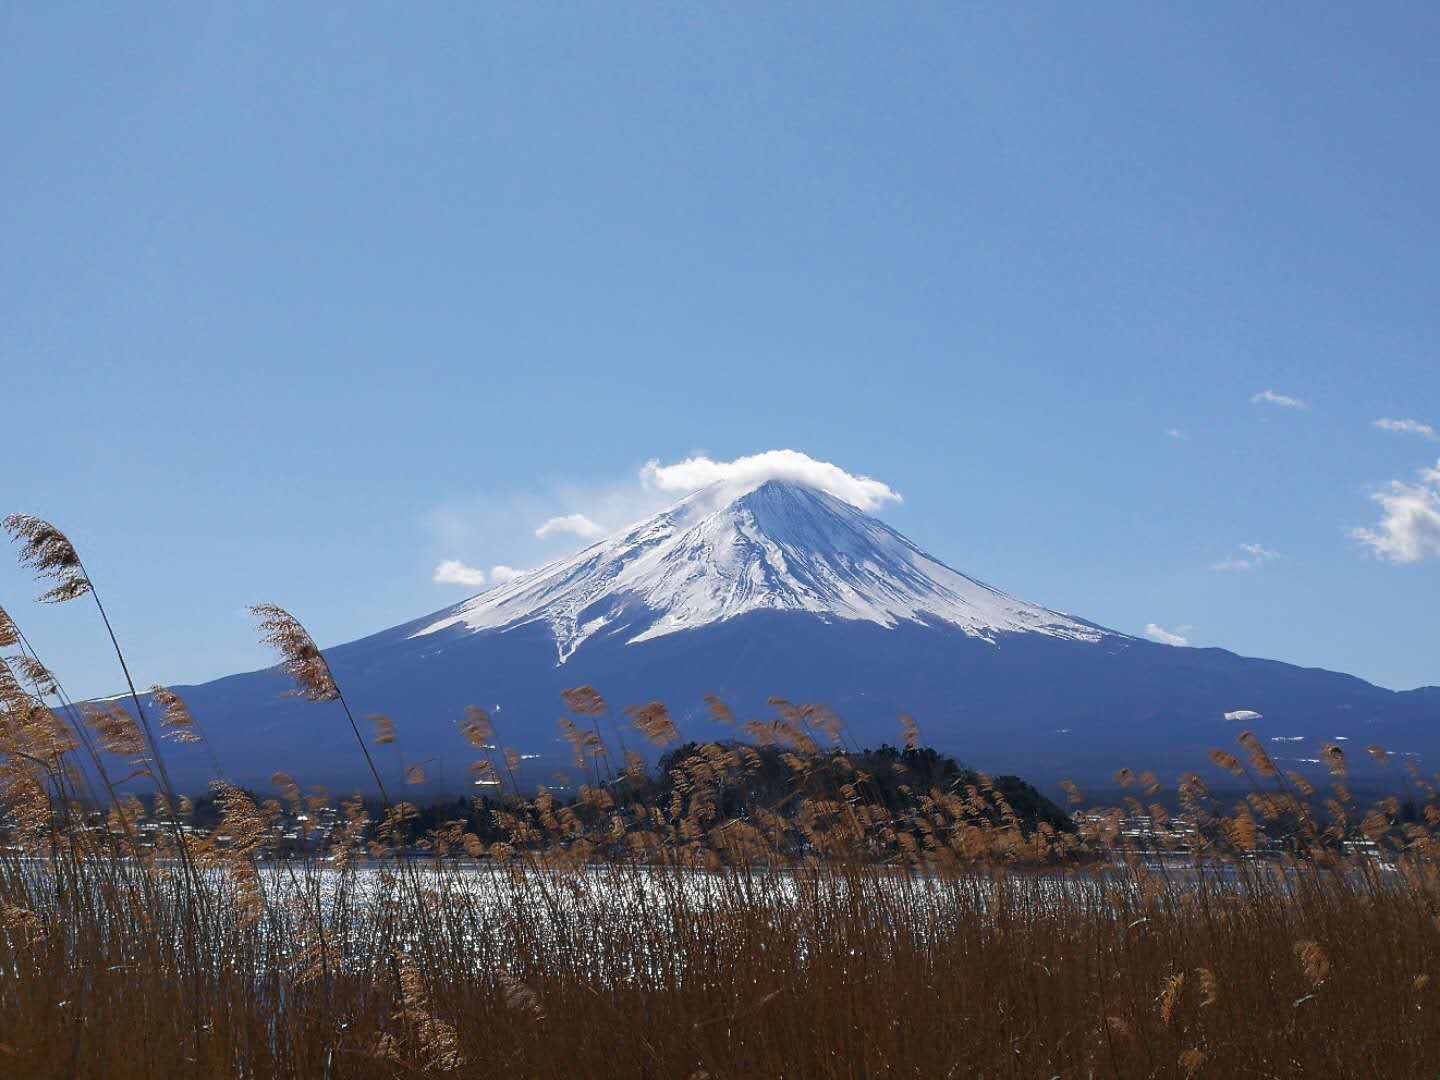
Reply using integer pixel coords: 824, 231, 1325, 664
1238, 730, 1277, 777
249, 604, 338, 702
627, 701, 678, 746
149, 685, 203, 744
704, 693, 735, 725
1159, 971, 1185, 1025
7, 654, 57, 698
86, 703, 147, 759
460, 706, 493, 747
900, 712, 921, 751
561, 684, 607, 715
1287, 771, 1317, 798
1209, 750, 1245, 777
1321, 742, 1348, 776
3, 514, 92, 603
1295, 940, 1331, 986
271, 772, 301, 804
0, 606, 19, 649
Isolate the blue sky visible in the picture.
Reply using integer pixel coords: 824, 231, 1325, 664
3, 3, 1438, 696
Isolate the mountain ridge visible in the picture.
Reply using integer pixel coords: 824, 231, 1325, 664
119, 477, 1438, 791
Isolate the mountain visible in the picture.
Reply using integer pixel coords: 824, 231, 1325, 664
416, 481, 1110, 659
150, 479, 1437, 793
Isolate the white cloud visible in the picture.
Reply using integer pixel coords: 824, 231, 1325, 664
1144, 623, 1189, 647
1373, 417, 1438, 442
640, 449, 901, 512
423, 478, 669, 585
1210, 544, 1281, 572
1164, 427, 1186, 440
1239, 543, 1279, 561
489, 565, 527, 584
1353, 460, 1440, 563
534, 513, 607, 541
432, 560, 487, 587
1250, 389, 1308, 410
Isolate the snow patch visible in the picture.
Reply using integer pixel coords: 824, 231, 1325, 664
1224, 709, 1263, 723
413, 479, 1114, 662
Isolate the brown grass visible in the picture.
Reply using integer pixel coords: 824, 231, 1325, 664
1, 848, 1437, 1077
2, 515, 1439, 1077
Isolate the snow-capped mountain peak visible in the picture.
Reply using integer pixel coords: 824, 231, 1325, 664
414, 479, 1111, 662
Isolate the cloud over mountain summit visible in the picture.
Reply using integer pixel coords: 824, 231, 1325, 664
639, 449, 901, 512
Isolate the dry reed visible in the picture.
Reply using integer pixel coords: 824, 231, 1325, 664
1, 523, 1438, 1077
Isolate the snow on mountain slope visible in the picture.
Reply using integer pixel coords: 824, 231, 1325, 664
415, 479, 1113, 661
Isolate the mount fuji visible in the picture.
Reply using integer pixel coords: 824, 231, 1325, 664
416, 481, 1110, 660
155, 479, 1438, 792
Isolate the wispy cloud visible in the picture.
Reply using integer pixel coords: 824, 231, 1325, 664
534, 513, 607, 541
489, 565, 527, 584
1250, 389, 1308, 410
432, 560, 487, 587
1143, 623, 1189, 647
1353, 460, 1440, 563
641, 449, 900, 512
1373, 417, 1438, 442
1210, 559, 1251, 572
1211, 544, 1281, 572
1239, 543, 1279, 561
1164, 427, 1186, 440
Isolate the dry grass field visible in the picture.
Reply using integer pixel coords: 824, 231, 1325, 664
2, 514, 1439, 1078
